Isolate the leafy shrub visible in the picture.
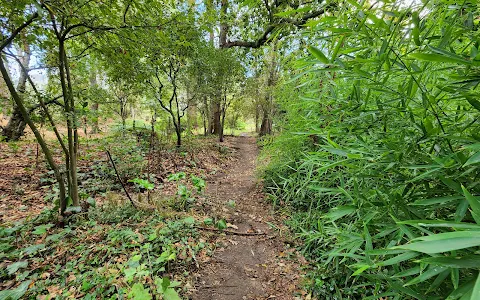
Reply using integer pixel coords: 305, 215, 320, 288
263, 1, 480, 298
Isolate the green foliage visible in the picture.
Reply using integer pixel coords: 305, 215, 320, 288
167, 172, 206, 210
0, 204, 209, 299
263, 0, 480, 298
167, 172, 186, 182
154, 277, 182, 300
216, 219, 227, 230
0, 280, 32, 300
129, 178, 155, 191
190, 174, 205, 193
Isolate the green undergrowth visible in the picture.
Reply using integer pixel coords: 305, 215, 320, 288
0, 203, 210, 299
261, 1, 480, 299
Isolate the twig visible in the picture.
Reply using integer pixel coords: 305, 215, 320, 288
194, 226, 266, 236
106, 150, 137, 208
199, 284, 238, 289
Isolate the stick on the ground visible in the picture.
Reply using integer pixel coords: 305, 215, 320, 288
194, 226, 266, 236
106, 150, 137, 208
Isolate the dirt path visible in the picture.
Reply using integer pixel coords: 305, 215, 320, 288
192, 136, 306, 300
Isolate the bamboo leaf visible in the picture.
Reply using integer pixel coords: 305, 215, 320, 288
409, 53, 472, 65
404, 266, 447, 286
393, 231, 480, 254
419, 255, 480, 269
398, 220, 480, 230
323, 205, 356, 221
462, 186, 480, 224
463, 151, 480, 167
307, 46, 330, 64
411, 196, 463, 206
472, 272, 480, 300
378, 251, 421, 266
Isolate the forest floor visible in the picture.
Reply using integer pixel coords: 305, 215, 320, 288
0, 133, 309, 299
190, 136, 308, 300
0, 132, 235, 224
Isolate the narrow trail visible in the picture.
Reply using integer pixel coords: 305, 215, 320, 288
192, 136, 306, 300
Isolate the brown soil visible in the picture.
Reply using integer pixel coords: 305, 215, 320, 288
191, 136, 308, 300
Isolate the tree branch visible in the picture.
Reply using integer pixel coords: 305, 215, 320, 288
0, 12, 39, 51
222, 8, 329, 48
5, 50, 69, 156
123, 1, 132, 24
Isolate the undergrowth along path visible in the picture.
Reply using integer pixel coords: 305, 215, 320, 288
192, 136, 307, 300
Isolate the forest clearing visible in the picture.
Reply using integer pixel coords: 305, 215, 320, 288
1, 0, 480, 299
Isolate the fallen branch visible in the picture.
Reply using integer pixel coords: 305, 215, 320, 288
106, 150, 137, 208
194, 226, 266, 236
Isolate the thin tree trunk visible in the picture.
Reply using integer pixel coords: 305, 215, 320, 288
176, 126, 181, 147
89, 73, 100, 134
90, 102, 99, 133
59, 39, 79, 207
2, 35, 31, 141
204, 96, 211, 134
170, 113, 182, 147
255, 104, 260, 133
259, 45, 278, 136
219, 112, 226, 142
0, 58, 67, 214
131, 104, 136, 130
207, 0, 214, 45
212, 101, 221, 134
203, 112, 207, 136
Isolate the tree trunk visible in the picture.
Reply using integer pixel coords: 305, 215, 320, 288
259, 45, 278, 136
207, 0, 215, 45
90, 103, 99, 133
2, 107, 27, 141
215, 0, 228, 136
219, 113, 226, 142
0, 57, 67, 214
255, 104, 260, 133
204, 96, 211, 134
211, 101, 221, 134
219, 0, 228, 47
89, 73, 100, 134
59, 39, 79, 208
2, 35, 31, 141
175, 126, 181, 147
203, 112, 207, 136
171, 114, 182, 147
131, 105, 136, 130
260, 108, 272, 136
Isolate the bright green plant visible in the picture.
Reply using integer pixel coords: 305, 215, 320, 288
263, 0, 480, 298
167, 172, 186, 182
129, 178, 155, 191
167, 172, 206, 210
176, 184, 194, 211
190, 174, 205, 193
154, 277, 182, 300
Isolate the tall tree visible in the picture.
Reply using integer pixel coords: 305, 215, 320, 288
1, 34, 31, 141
